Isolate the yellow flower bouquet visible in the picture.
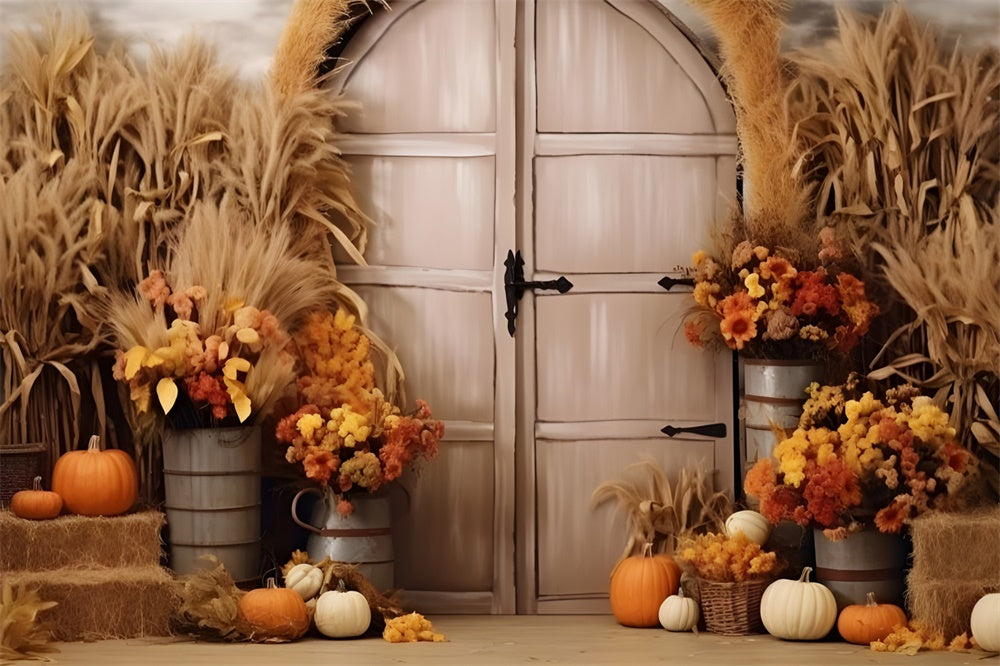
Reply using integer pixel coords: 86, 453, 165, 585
745, 379, 979, 537
275, 309, 444, 516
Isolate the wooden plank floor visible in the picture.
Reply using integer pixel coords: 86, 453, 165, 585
47, 615, 994, 665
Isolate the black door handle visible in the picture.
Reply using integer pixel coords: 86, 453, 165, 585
660, 422, 727, 438
504, 250, 573, 336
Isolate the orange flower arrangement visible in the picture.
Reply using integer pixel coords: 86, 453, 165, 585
275, 309, 443, 515
676, 532, 779, 583
744, 379, 978, 537
683, 230, 879, 359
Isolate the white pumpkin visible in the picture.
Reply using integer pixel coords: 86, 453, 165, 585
725, 510, 772, 546
314, 587, 372, 638
658, 587, 699, 632
284, 563, 324, 600
971, 592, 1000, 653
760, 567, 837, 640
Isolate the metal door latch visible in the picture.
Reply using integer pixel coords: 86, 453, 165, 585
660, 422, 727, 438
503, 250, 573, 336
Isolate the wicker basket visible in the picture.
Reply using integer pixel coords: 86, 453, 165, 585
696, 577, 770, 636
0, 443, 49, 507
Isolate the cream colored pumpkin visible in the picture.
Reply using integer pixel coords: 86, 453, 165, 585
314, 587, 371, 638
760, 567, 837, 640
971, 593, 1000, 652
658, 587, 699, 632
284, 563, 324, 601
725, 510, 772, 546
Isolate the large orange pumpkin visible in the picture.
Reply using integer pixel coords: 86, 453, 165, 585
52, 435, 138, 516
837, 592, 908, 645
11, 476, 63, 520
237, 578, 310, 641
609, 542, 681, 627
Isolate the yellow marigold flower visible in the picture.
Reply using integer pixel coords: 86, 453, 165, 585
738, 268, 750, 280
692, 250, 708, 266
297, 413, 325, 442
753, 245, 769, 261
775, 429, 810, 487
693, 281, 720, 308
816, 441, 836, 466
744, 272, 766, 299
907, 397, 954, 442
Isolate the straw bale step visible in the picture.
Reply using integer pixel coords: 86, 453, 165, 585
0, 509, 165, 571
1, 565, 179, 640
907, 507, 1000, 638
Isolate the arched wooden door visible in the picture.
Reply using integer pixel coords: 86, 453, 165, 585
331, 0, 736, 614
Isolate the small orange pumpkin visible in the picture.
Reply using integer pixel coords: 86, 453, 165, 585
609, 542, 681, 627
10, 476, 63, 520
236, 578, 310, 641
52, 435, 138, 516
837, 592, 908, 644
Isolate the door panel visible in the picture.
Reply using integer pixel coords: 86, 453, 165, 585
534, 0, 714, 133
351, 286, 495, 422
347, 155, 496, 270
535, 293, 722, 422
534, 155, 722, 273
535, 437, 714, 597
340, 0, 497, 133
391, 439, 495, 591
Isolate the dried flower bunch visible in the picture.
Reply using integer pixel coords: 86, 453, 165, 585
684, 231, 878, 358
276, 309, 443, 515
745, 378, 978, 537
676, 532, 779, 583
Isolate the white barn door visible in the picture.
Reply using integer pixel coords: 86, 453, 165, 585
332, 0, 736, 614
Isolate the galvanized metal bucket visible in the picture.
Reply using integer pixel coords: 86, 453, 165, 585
742, 359, 825, 466
813, 527, 909, 611
291, 487, 394, 590
162, 426, 261, 583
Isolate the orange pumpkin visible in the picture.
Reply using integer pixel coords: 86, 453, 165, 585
10, 476, 63, 520
837, 592, 908, 644
609, 542, 681, 627
236, 578, 310, 641
52, 435, 138, 516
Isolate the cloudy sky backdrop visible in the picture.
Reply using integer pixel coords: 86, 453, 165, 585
1, 0, 997, 79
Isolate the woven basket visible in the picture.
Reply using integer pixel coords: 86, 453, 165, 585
0, 443, 49, 506
696, 577, 770, 636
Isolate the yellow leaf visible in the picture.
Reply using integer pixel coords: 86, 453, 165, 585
156, 378, 179, 414
223, 357, 251, 380
223, 377, 252, 423
124, 346, 148, 380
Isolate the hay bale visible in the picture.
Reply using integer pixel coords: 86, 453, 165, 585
909, 507, 1000, 578
906, 576, 1000, 640
1, 566, 179, 640
906, 507, 1000, 638
0, 510, 164, 571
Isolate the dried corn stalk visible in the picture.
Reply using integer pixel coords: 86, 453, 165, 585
785, 5, 1000, 490
591, 459, 732, 560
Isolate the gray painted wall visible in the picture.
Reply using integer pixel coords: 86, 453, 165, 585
1, 1, 998, 80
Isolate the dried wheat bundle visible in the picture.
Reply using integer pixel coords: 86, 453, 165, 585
788, 5, 999, 250
686, 0, 811, 246
591, 458, 732, 561
1, 3, 383, 466
785, 5, 1000, 488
